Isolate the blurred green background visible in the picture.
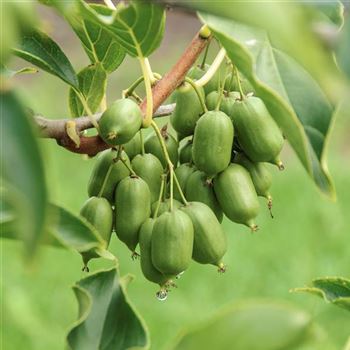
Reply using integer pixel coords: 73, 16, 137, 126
1, 5, 350, 350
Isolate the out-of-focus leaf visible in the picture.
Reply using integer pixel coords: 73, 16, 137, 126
200, 14, 336, 198
67, 9, 126, 72
337, 17, 350, 80
170, 301, 321, 350
0, 91, 47, 258
13, 30, 79, 88
167, 0, 343, 102
307, 1, 344, 26
47, 204, 105, 253
69, 63, 107, 117
292, 277, 350, 312
67, 267, 149, 350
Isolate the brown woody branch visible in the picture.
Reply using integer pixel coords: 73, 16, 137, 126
36, 30, 209, 156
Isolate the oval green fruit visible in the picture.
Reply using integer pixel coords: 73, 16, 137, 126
181, 202, 227, 269
231, 96, 284, 164
131, 153, 164, 203
151, 209, 194, 275
115, 176, 151, 251
206, 91, 239, 118
144, 126, 179, 168
185, 170, 223, 222
173, 163, 195, 201
188, 63, 220, 95
151, 198, 182, 217
80, 196, 113, 269
234, 153, 272, 199
214, 163, 260, 230
192, 111, 234, 176
171, 82, 204, 136
224, 72, 255, 94
88, 149, 130, 202
123, 132, 142, 160
179, 140, 193, 164
99, 98, 142, 145
139, 218, 173, 286
235, 153, 273, 216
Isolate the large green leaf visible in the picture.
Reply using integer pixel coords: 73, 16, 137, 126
292, 277, 350, 312
67, 6, 126, 72
69, 63, 107, 117
13, 30, 79, 88
167, 0, 342, 102
0, 91, 47, 258
170, 301, 322, 350
67, 267, 149, 350
200, 14, 336, 198
76, 0, 166, 58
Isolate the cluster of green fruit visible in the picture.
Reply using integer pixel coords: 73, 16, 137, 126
79, 63, 284, 299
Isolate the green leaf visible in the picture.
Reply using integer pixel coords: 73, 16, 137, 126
171, 0, 343, 102
69, 63, 107, 117
47, 204, 106, 253
200, 14, 336, 198
77, 1, 166, 58
337, 17, 350, 80
67, 267, 149, 350
67, 9, 126, 73
292, 277, 350, 312
13, 30, 79, 88
0, 91, 48, 258
307, 1, 344, 26
170, 301, 321, 350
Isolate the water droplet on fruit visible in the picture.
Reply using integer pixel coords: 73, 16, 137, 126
175, 271, 185, 279
156, 290, 168, 301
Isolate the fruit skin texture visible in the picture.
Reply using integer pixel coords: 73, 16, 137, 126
131, 153, 163, 203
139, 218, 172, 285
188, 64, 220, 95
152, 209, 194, 275
234, 153, 272, 198
179, 140, 193, 164
192, 111, 234, 176
181, 202, 227, 266
214, 163, 260, 229
80, 196, 113, 265
144, 129, 178, 168
151, 198, 182, 217
231, 96, 284, 163
123, 132, 142, 160
206, 91, 239, 118
171, 82, 204, 136
88, 149, 130, 202
115, 176, 151, 251
173, 163, 195, 201
185, 170, 223, 222
99, 98, 142, 146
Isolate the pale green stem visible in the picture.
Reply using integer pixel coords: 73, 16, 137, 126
122, 76, 144, 98
139, 57, 153, 128
184, 77, 208, 113
153, 174, 167, 219
215, 64, 230, 111
169, 166, 174, 211
173, 172, 188, 205
103, 0, 116, 10
145, 58, 157, 85
195, 48, 226, 88
98, 160, 114, 197
233, 65, 245, 100
74, 88, 99, 129
200, 40, 211, 69
120, 156, 136, 176
140, 129, 145, 155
